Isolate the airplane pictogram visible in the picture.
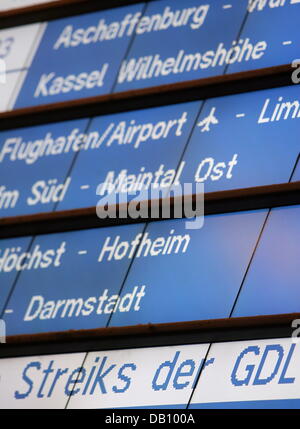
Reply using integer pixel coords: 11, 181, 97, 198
197, 107, 219, 132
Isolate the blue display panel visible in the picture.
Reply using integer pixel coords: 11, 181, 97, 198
56, 101, 201, 211
0, 118, 89, 217
14, 3, 144, 108
3, 83, 299, 218
109, 209, 267, 327
114, 0, 248, 92
0, 236, 32, 315
227, 0, 300, 74
67, 344, 209, 409
190, 338, 300, 409
178, 85, 300, 193
3, 223, 145, 335
232, 205, 300, 317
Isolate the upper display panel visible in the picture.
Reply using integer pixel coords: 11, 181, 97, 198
114, 0, 248, 92
14, 3, 145, 108
227, 0, 300, 74
2, 1, 299, 110
2, 83, 300, 219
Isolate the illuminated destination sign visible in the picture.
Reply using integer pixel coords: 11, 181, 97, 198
108, 210, 267, 327
2, 223, 145, 335
14, 3, 145, 108
177, 85, 300, 193
2, 84, 299, 218
2, 210, 267, 335
1, 338, 298, 409
114, 0, 248, 92
0, 118, 89, 217
227, 0, 300, 74
0, 353, 86, 409
0, 344, 209, 409
190, 338, 300, 409
56, 101, 202, 211
232, 205, 300, 317
0, 236, 32, 315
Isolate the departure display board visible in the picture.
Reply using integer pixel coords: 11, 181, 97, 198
0, 118, 89, 217
114, 0, 248, 92
227, 0, 300, 74
56, 101, 202, 211
178, 85, 300, 193
14, 3, 145, 108
2, 223, 145, 335
190, 338, 300, 409
232, 205, 300, 317
109, 210, 267, 326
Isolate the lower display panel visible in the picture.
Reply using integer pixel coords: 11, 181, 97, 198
0, 337, 299, 409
